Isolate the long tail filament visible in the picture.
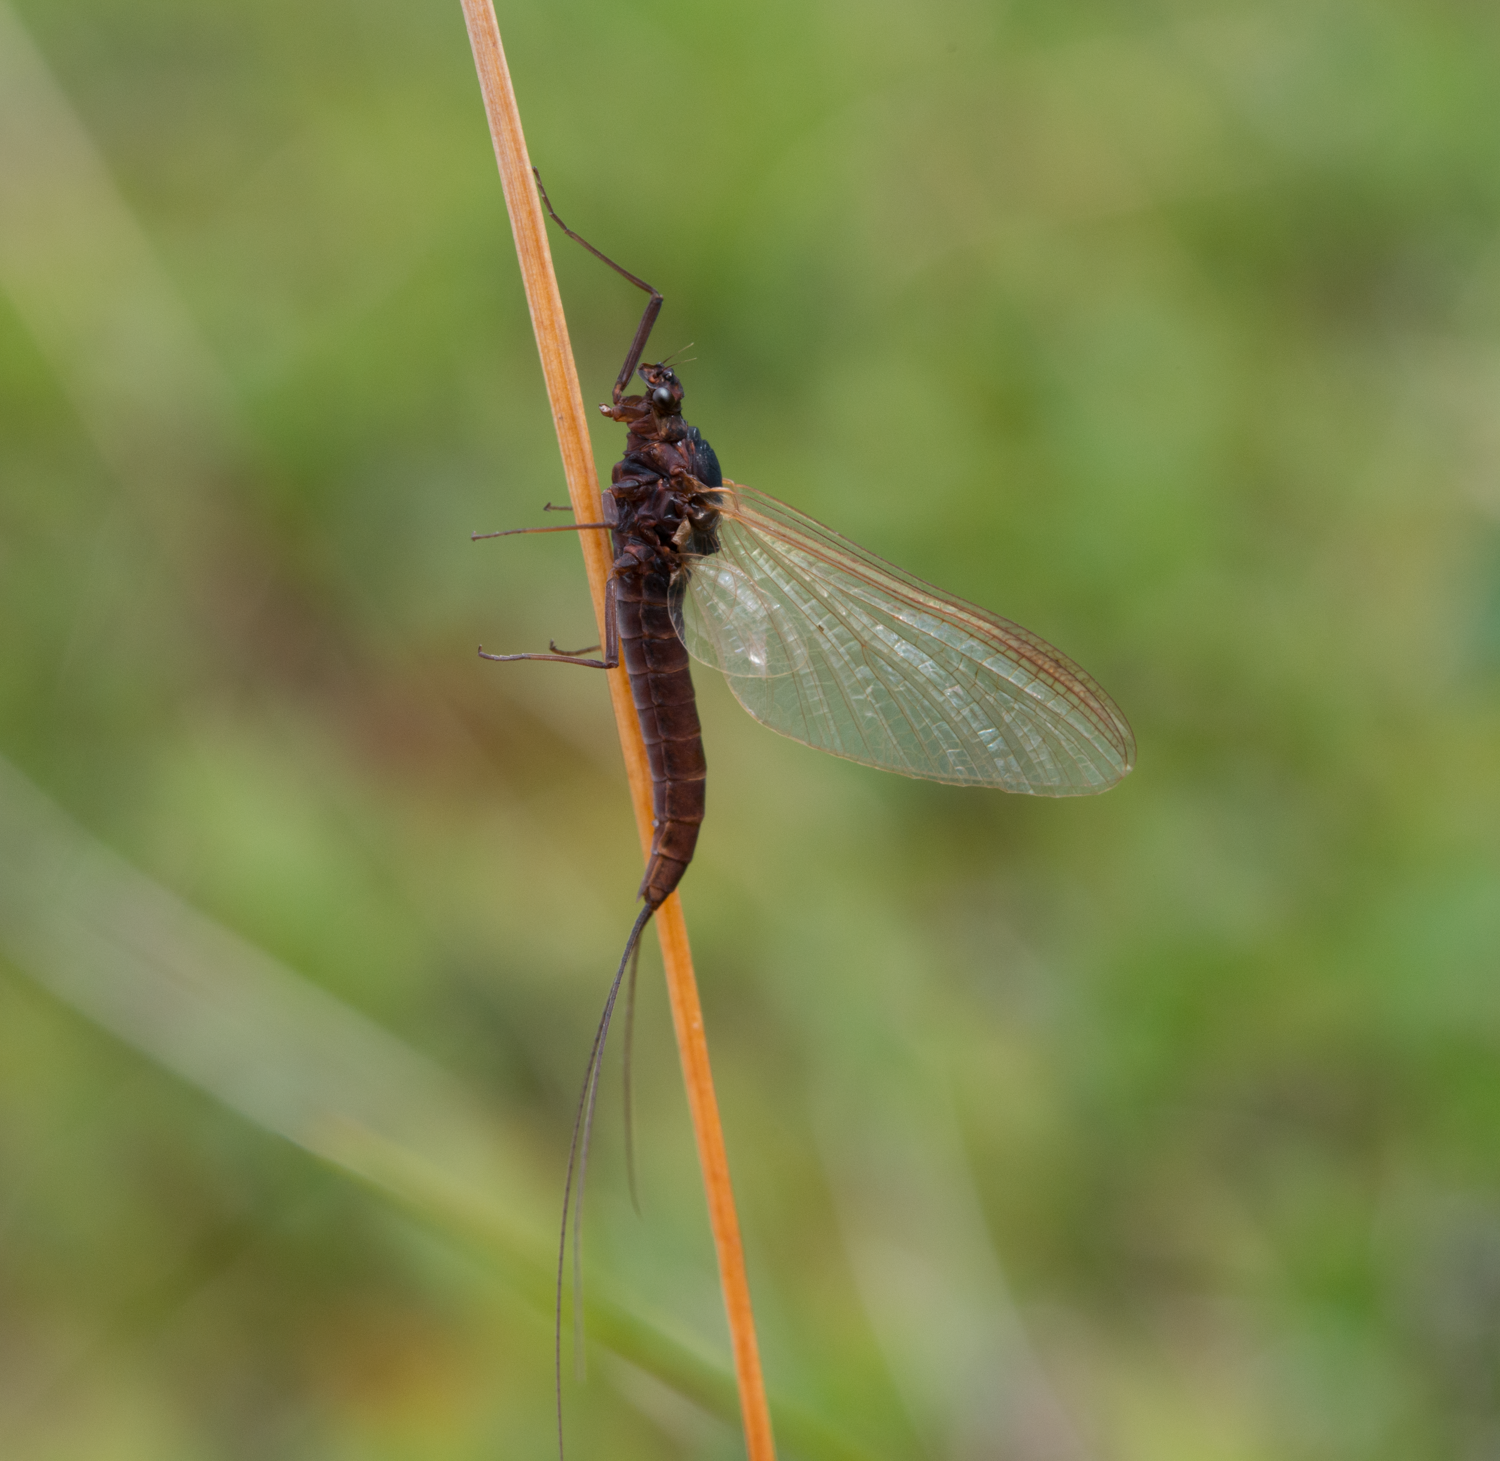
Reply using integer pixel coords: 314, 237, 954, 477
554, 901, 655, 1458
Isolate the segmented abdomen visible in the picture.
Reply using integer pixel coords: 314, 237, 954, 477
616, 566, 706, 908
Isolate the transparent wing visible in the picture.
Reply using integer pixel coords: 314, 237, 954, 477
673, 483, 1134, 794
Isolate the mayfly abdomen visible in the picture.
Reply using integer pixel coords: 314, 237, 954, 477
615, 561, 706, 908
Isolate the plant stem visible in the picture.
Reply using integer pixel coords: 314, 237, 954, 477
456, 7, 776, 1459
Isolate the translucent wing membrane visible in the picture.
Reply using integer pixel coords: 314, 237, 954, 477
673, 483, 1134, 794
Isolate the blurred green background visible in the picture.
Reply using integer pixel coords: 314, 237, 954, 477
3, 0, 1500, 1457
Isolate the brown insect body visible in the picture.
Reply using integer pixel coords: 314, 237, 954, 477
601, 363, 723, 909
479, 175, 1135, 1459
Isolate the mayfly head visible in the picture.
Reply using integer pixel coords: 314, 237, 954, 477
638, 363, 684, 417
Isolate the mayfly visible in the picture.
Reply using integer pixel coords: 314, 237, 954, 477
477, 173, 1134, 1442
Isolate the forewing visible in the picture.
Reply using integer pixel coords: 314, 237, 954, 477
676, 483, 1134, 794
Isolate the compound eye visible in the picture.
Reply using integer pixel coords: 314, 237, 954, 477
651, 385, 674, 408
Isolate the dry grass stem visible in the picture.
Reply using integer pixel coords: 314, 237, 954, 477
457, 5, 776, 1458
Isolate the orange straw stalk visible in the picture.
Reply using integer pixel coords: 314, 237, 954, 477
457, 6, 776, 1459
